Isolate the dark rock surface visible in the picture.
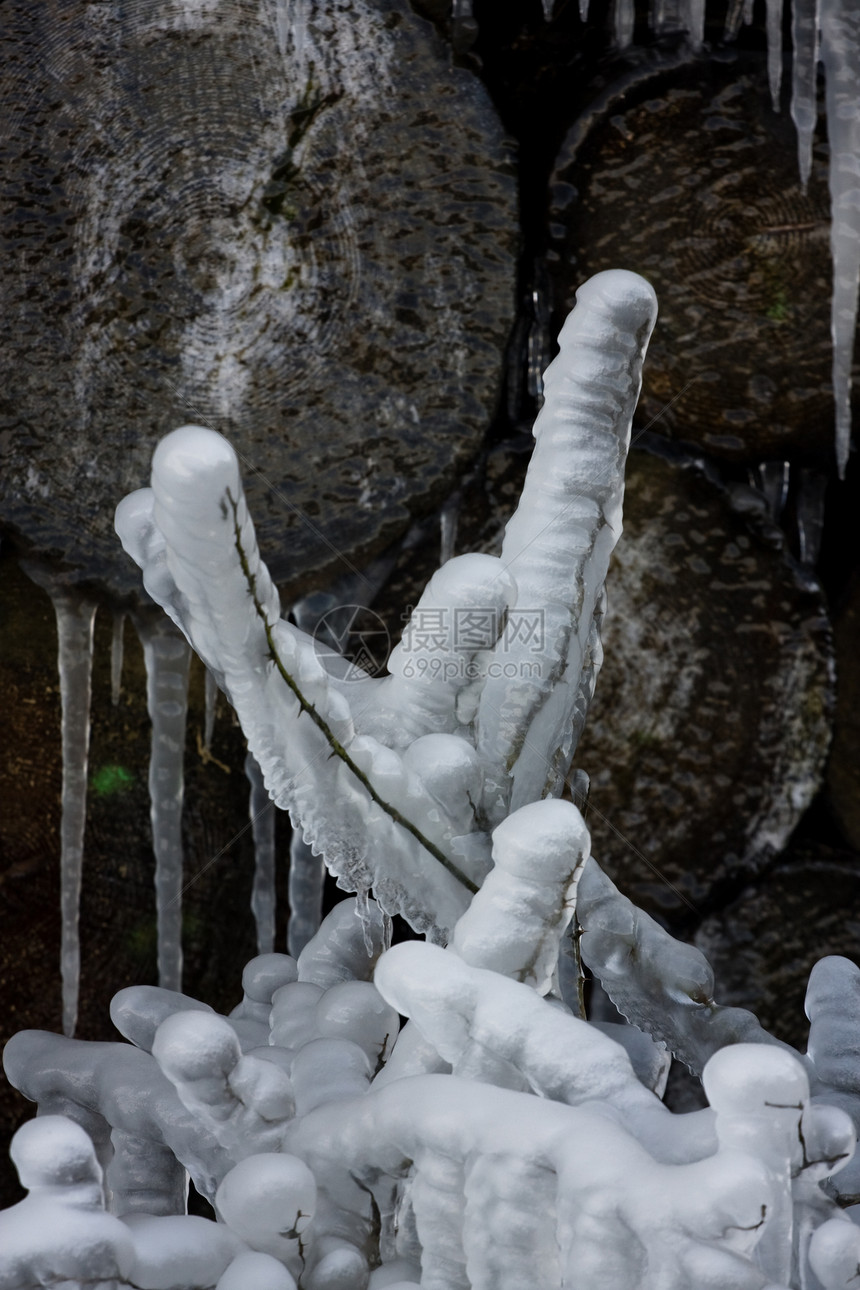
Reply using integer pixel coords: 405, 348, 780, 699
694, 844, 860, 1052
0, 0, 517, 599
576, 449, 834, 916
549, 55, 852, 465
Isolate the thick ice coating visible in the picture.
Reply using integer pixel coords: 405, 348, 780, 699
475, 269, 658, 826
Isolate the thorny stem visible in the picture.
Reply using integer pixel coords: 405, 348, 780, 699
226, 489, 479, 897
572, 913, 587, 1021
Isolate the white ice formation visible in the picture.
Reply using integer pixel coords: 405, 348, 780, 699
113, 267, 657, 944
5, 268, 860, 1288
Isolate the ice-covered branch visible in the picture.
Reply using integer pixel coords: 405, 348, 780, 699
576, 856, 794, 1073
117, 427, 478, 940
475, 270, 657, 826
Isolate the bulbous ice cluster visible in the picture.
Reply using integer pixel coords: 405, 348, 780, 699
4, 863, 860, 1289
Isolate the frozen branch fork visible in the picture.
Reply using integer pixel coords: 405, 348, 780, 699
6, 269, 860, 1290
113, 269, 657, 941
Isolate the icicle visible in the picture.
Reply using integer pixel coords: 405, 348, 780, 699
439, 492, 460, 566
646, 0, 676, 34
683, 0, 705, 48
614, 0, 635, 48
355, 886, 375, 956
579, 0, 590, 20
287, 831, 325, 958
22, 566, 97, 1037
542, 0, 556, 19
475, 271, 658, 827
790, 0, 821, 189
765, 0, 784, 109
110, 613, 125, 707
724, 0, 745, 39
568, 767, 590, 816
451, 0, 478, 53
743, 0, 754, 22
134, 611, 192, 993
820, 0, 860, 477
244, 752, 276, 956
203, 669, 218, 752
796, 466, 829, 565
757, 460, 791, 520
526, 260, 551, 407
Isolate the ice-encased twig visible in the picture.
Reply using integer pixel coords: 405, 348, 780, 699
704, 1044, 856, 1287
806, 956, 860, 1201
152, 1010, 295, 1163
116, 427, 476, 941
375, 941, 663, 1117
475, 269, 657, 827
576, 857, 794, 1074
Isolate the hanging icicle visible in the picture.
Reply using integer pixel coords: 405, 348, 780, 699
21, 563, 97, 1038
614, 0, 636, 48
244, 752, 277, 956
756, 461, 791, 521
820, 0, 860, 478
287, 831, 326, 959
790, 0, 821, 188
203, 668, 218, 753
796, 466, 829, 565
110, 613, 125, 707
683, 0, 706, 48
439, 493, 461, 567
451, 0, 478, 52
765, 0, 784, 108
133, 610, 192, 993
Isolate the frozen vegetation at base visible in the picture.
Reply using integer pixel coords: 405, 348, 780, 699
4, 268, 860, 1288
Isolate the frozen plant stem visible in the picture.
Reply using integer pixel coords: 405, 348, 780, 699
225, 486, 478, 897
